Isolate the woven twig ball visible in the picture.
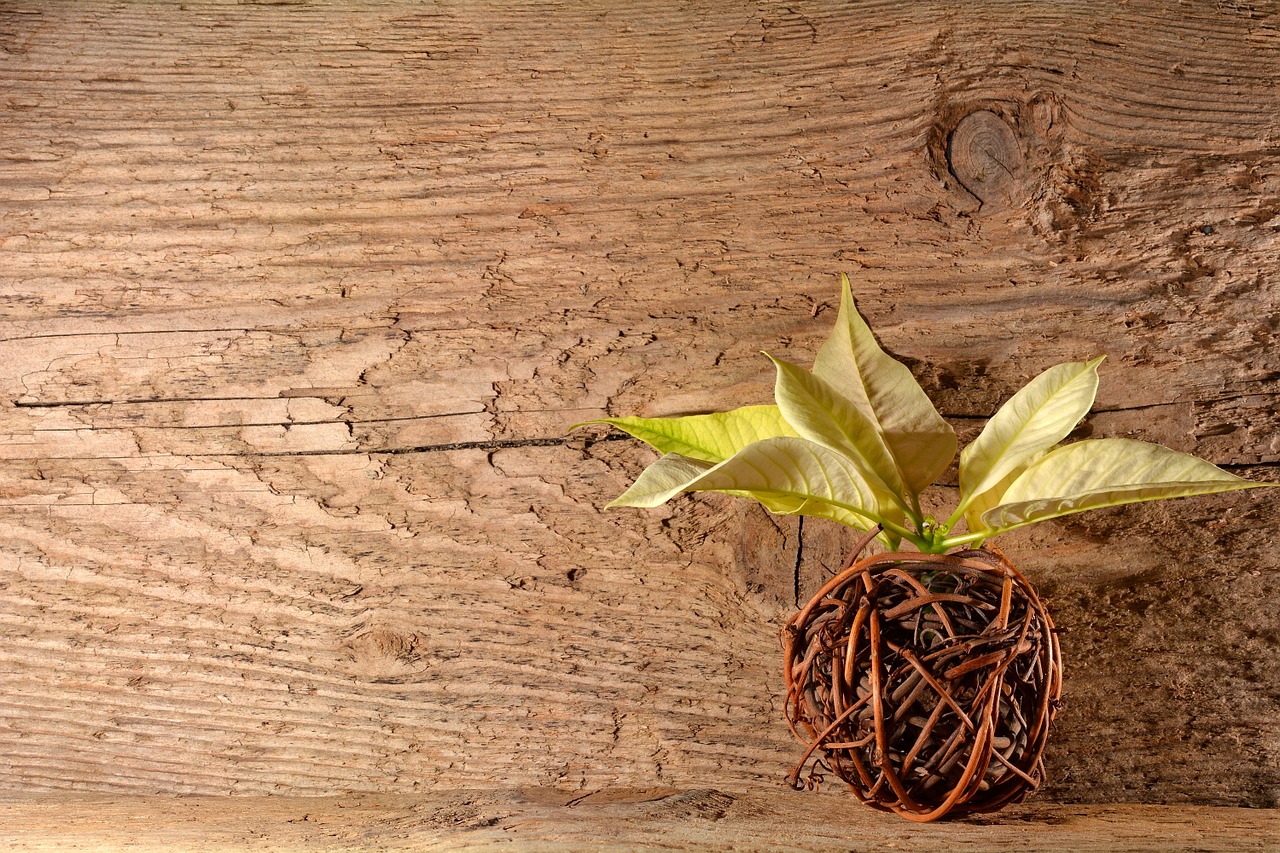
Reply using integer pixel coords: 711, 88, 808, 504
783, 547, 1062, 822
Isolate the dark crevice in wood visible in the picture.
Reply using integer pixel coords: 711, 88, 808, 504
20, 395, 1273, 414
29, 415, 481, 428
0, 328, 258, 343
793, 516, 804, 610
1219, 460, 1278, 472
169, 434, 633, 458
14, 396, 287, 408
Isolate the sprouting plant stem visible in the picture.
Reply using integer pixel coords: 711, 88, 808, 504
879, 516, 924, 547
941, 503, 968, 535
938, 530, 990, 550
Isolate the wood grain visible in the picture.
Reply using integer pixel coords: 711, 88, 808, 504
2, 790, 1277, 852
1, 0, 1278, 812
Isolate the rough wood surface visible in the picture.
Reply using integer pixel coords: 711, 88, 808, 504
1, 0, 1278, 815
2, 790, 1278, 852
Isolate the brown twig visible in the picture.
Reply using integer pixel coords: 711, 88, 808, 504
782, 541, 1062, 821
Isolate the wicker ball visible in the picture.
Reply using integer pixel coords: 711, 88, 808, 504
783, 547, 1062, 822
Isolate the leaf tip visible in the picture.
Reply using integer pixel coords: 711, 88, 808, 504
838, 272, 857, 308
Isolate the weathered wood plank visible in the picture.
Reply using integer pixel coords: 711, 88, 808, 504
1, 791, 1277, 852
0, 0, 1278, 812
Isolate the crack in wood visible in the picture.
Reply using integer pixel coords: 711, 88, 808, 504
14, 396, 291, 408
18, 395, 1273, 413
171, 434, 631, 458
29, 415, 482, 430
793, 516, 804, 610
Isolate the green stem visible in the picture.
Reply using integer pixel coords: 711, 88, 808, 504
938, 530, 989, 550
941, 502, 968, 533
878, 515, 924, 547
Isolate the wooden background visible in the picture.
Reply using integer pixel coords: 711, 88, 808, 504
2, 0, 1278, 829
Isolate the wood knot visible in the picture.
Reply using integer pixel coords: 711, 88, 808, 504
946, 110, 1025, 209
344, 627, 429, 682
350, 627, 418, 660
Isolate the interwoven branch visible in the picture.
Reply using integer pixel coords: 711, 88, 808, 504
782, 541, 1062, 822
